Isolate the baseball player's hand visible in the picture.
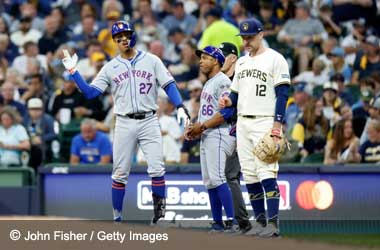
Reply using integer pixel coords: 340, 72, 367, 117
186, 122, 205, 139
61, 49, 78, 74
177, 105, 190, 127
218, 96, 232, 109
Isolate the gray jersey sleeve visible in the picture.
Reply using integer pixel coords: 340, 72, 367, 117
90, 63, 110, 93
214, 76, 231, 102
152, 54, 175, 89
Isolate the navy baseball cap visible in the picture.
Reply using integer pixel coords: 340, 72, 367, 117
205, 6, 223, 19
196, 46, 225, 65
237, 18, 264, 36
219, 42, 238, 57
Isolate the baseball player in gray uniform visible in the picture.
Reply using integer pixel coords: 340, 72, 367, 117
186, 43, 252, 234
186, 46, 236, 232
61, 20, 190, 223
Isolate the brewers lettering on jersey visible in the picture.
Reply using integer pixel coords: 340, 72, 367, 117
219, 18, 290, 237
61, 20, 190, 225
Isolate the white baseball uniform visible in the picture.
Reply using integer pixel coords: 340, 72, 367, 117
230, 48, 290, 184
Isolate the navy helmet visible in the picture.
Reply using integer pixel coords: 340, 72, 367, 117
195, 46, 225, 65
237, 18, 264, 36
111, 20, 137, 48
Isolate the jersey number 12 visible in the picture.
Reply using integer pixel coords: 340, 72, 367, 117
255, 84, 266, 96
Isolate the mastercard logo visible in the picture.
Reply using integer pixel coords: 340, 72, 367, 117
296, 180, 334, 210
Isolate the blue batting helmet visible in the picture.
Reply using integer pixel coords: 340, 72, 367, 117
111, 20, 137, 47
237, 18, 264, 36
195, 46, 225, 65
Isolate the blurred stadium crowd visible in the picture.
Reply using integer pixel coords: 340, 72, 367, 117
0, 0, 380, 170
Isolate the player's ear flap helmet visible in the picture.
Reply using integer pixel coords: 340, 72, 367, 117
237, 18, 264, 36
111, 20, 137, 48
195, 46, 225, 66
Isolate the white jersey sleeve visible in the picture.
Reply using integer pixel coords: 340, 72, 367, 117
273, 54, 291, 86
152, 54, 175, 89
90, 63, 111, 93
230, 57, 245, 93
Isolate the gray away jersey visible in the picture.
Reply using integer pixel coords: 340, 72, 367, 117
198, 72, 231, 135
90, 51, 174, 115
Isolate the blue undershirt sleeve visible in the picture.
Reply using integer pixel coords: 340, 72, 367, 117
229, 91, 238, 107
163, 82, 183, 108
71, 71, 102, 99
274, 84, 290, 123
219, 107, 235, 121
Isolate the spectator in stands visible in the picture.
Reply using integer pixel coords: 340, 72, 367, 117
0, 34, 18, 65
0, 107, 30, 166
360, 97, 380, 145
340, 18, 367, 67
134, 15, 167, 52
158, 97, 182, 163
317, 37, 337, 75
38, 14, 68, 55
255, 1, 280, 45
332, 0, 377, 25
223, 0, 249, 28
23, 98, 56, 169
0, 16, 10, 35
0, 81, 26, 118
168, 40, 199, 83
328, 47, 352, 84
371, 72, 380, 99
192, 0, 217, 38
71, 15, 98, 58
292, 98, 330, 160
72, 3, 99, 35
322, 81, 342, 127
318, 4, 342, 39
11, 41, 47, 77
324, 119, 361, 164
293, 58, 329, 95
352, 80, 374, 121
50, 6, 72, 38
273, 0, 296, 24
277, 1, 328, 74
181, 97, 201, 163
198, 6, 243, 55
351, 35, 380, 84
10, 1, 45, 33
359, 119, 380, 163
20, 73, 50, 106
149, 40, 172, 67
332, 73, 355, 106
48, 72, 86, 122
184, 79, 203, 116
76, 40, 103, 81
285, 82, 309, 134
97, 10, 120, 58
101, 0, 125, 22
49, 72, 105, 122
70, 118, 112, 165
162, 1, 197, 36
10, 16, 42, 50
166, 27, 187, 63
133, 0, 159, 21
5, 68, 27, 98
